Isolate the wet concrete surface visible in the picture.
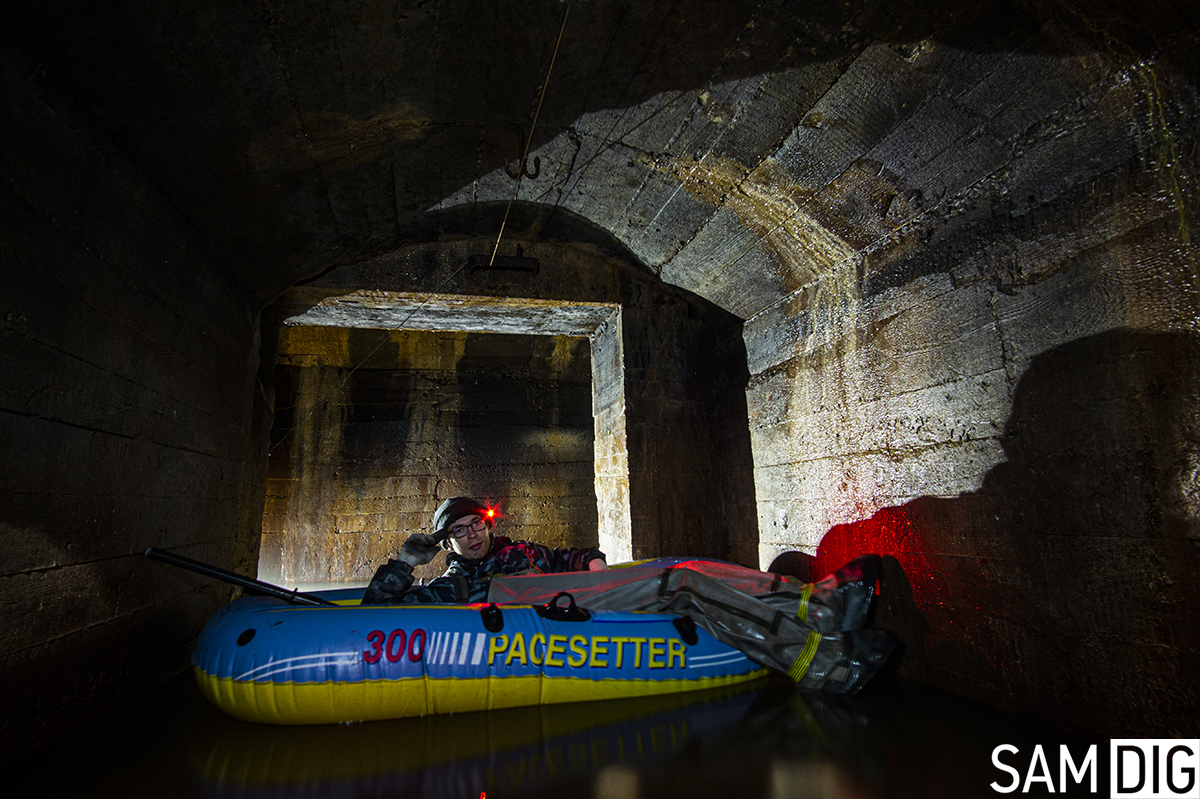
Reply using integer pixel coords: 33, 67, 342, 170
5, 670, 1100, 798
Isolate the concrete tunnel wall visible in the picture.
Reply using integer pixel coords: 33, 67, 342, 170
0, 53, 271, 748
1, 0, 1198, 757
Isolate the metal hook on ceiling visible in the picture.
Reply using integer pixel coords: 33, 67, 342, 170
489, 0, 572, 266
505, 131, 541, 180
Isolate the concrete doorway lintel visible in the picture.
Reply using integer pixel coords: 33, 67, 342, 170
282, 288, 619, 336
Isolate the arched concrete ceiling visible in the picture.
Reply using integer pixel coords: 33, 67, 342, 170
3, 0, 1195, 313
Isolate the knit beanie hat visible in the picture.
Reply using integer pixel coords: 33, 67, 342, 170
432, 496, 488, 534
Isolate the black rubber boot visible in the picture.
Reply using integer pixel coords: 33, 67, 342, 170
807, 554, 882, 632
796, 629, 899, 696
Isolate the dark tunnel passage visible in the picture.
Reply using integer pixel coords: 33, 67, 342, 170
260, 326, 604, 587
1, 0, 1199, 784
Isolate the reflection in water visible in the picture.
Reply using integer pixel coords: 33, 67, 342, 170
595, 766, 639, 799
190, 682, 772, 798
9, 670, 1099, 799
187, 677, 929, 799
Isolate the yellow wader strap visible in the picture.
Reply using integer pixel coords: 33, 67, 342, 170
787, 631, 823, 682
796, 582, 813, 624
786, 584, 819, 681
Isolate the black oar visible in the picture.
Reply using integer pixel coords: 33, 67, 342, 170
144, 547, 336, 607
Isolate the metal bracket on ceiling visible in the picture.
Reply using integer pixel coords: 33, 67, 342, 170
468, 244, 540, 275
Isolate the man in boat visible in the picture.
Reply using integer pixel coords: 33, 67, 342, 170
362, 496, 609, 605
366, 498, 897, 696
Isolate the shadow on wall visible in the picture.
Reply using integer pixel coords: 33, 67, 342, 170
770, 329, 1200, 738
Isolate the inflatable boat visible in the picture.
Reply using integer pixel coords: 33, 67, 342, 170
193, 568, 768, 725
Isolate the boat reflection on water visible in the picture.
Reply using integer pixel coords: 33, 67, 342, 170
189, 682, 759, 799
187, 676, 913, 799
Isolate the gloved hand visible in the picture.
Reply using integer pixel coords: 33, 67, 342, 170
397, 533, 441, 568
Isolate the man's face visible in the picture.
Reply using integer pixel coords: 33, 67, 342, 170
446, 514, 491, 561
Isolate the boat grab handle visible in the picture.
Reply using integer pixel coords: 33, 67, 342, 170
480, 603, 504, 632
672, 615, 699, 645
536, 592, 591, 622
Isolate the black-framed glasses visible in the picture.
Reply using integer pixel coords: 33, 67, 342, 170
448, 518, 487, 539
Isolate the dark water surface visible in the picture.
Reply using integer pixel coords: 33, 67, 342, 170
7, 671, 1098, 798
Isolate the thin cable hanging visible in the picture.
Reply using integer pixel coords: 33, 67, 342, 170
488, 0, 573, 266
270, 0, 575, 457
